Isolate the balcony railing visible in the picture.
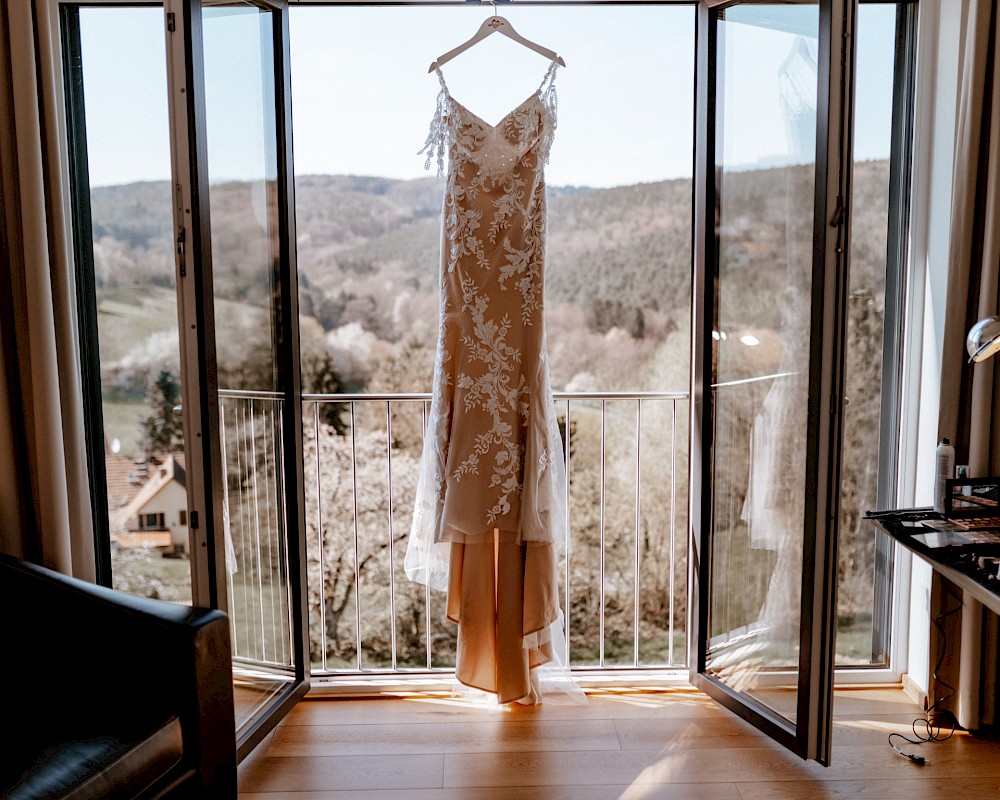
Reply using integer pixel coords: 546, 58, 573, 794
218, 389, 690, 679
218, 390, 294, 672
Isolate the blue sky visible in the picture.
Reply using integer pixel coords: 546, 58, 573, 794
79, 3, 898, 189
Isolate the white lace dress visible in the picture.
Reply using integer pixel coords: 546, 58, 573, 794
405, 61, 572, 704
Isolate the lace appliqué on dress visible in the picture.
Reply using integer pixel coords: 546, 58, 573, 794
407, 60, 565, 589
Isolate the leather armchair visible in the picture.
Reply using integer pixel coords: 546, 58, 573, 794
0, 552, 236, 799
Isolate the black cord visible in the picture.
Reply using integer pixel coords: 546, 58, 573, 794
887, 582, 962, 765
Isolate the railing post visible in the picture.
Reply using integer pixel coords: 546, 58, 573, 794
564, 397, 572, 668
669, 397, 678, 666
599, 398, 606, 668
312, 400, 328, 672
386, 400, 398, 671
349, 401, 362, 670
634, 398, 641, 668
422, 400, 432, 671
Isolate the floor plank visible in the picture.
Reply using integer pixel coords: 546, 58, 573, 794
440, 739, 1000, 788
278, 690, 728, 726
238, 785, 742, 800
615, 712, 945, 751
736, 777, 1000, 800
269, 718, 620, 757
237, 754, 444, 793
237, 686, 1000, 798
440, 746, 814, 789
614, 713, 771, 750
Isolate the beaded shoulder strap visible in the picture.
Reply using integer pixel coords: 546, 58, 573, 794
418, 67, 452, 176
538, 61, 560, 165
538, 59, 559, 99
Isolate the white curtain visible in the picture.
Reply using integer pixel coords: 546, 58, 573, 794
934, 0, 1000, 731
0, 0, 95, 579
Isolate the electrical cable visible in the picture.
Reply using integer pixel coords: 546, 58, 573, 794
887, 582, 962, 766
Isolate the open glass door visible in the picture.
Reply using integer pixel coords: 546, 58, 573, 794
691, 0, 855, 764
166, 0, 308, 757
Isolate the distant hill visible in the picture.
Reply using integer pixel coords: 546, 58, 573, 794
89, 160, 889, 343
284, 174, 706, 350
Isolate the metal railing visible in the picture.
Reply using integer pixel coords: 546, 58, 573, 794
214, 388, 690, 677
215, 371, 888, 679
706, 372, 801, 660
218, 389, 295, 672
302, 390, 690, 676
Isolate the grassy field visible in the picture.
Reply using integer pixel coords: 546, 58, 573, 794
97, 286, 181, 363
102, 401, 148, 457
110, 545, 192, 604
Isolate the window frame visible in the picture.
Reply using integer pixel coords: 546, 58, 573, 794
59, 2, 114, 586
139, 512, 166, 530
867, 0, 919, 668
47, 0, 917, 683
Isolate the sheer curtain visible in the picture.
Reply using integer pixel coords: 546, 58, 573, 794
0, 0, 94, 579
934, 0, 1000, 731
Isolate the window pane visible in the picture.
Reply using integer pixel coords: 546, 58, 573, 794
707, 4, 819, 724
72, 6, 192, 602
836, 2, 901, 667
200, 0, 297, 729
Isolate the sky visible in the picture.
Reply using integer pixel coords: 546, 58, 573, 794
78, 3, 898, 189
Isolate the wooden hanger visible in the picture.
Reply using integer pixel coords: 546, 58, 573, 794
428, 4, 566, 73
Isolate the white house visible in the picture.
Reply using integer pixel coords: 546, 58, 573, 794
112, 455, 189, 556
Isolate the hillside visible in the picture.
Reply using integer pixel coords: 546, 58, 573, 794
91, 161, 888, 327
90, 160, 889, 397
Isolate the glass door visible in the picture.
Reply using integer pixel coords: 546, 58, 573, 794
166, 0, 308, 757
691, 0, 855, 764
60, 2, 195, 600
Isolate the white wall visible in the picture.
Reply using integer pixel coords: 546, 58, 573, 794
139, 480, 189, 551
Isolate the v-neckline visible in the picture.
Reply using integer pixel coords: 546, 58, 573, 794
445, 90, 541, 132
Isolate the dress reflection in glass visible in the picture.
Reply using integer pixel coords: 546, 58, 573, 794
404, 61, 573, 704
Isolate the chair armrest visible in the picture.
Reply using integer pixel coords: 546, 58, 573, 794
0, 553, 236, 797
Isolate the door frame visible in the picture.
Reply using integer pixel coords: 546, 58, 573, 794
167, 0, 310, 758
689, 0, 857, 765
165, 0, 228, 609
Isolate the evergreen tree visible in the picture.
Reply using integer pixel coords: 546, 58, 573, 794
302, 349, 349, 435
143, 370, 184, 453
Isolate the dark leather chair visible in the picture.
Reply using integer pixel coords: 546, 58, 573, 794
0, 552, 236, 799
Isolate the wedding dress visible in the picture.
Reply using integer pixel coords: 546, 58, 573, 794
405, 60, 578, 704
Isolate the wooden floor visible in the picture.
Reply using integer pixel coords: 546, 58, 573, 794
238, 686, 1000, 799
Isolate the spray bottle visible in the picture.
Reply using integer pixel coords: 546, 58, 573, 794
934, 438, 956, 514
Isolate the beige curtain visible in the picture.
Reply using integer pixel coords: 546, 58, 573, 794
934, 0, 1000, 732
0, 3, 26, 557
0, 309, 26, 556
0, 0, 95, 579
